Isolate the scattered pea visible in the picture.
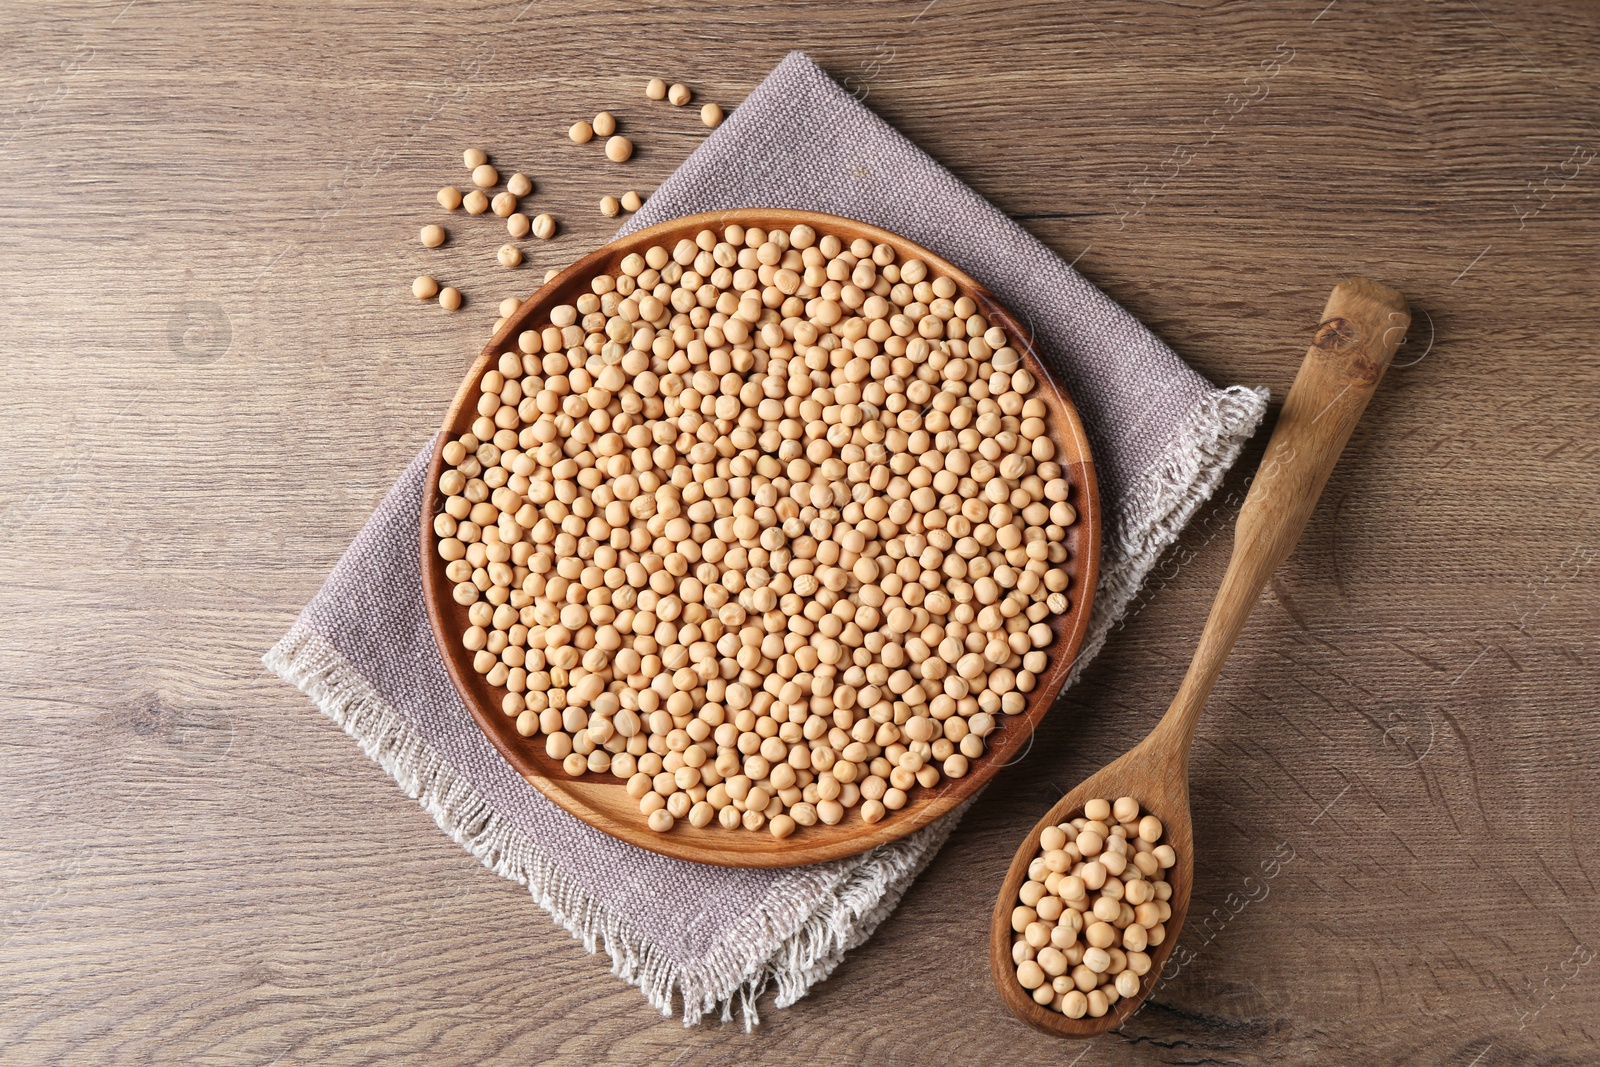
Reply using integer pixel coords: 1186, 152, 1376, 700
593, 111, 617, 137
438, 186, 463, 210
605, 135, 633, 163
463, 190, 490, 215
645, 77, 667, 100
413, 275, 439, 300
438, 286, 461, 311
472, 163, 499, 189
492, 191, 518, 217
620, 190, 642, 212
420, 224, 446, 248
701, 102, 724, 128
499, 296, 521, 319
569, 120, 594, 144
463, 148, 487, 169
667, 83, 691, 106
507, 212, 531, 238
498, 244, 523, 268
600, 195, 620, 218
506, 173, 533, 197
531, 213, 556, 240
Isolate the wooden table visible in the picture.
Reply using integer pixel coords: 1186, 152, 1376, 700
3, 2, 1596, 1063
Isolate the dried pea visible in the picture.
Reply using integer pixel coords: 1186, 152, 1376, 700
428, 219, 1080, 846
1010, 796, 1175, 1016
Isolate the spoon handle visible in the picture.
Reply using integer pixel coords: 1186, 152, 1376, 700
1158, 278, 1410, 748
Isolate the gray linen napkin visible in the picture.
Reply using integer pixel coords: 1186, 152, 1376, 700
265, 50, 1267, 1027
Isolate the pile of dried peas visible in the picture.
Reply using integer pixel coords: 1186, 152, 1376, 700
432, 220, 1079, 838
1011, 797, 1176, 1018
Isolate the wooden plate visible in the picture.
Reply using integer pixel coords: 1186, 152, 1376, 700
421, 209, 1101, 867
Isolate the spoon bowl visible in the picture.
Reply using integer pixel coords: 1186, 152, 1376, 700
990, 277, 1409, 1036
990, 730, 1194, 1035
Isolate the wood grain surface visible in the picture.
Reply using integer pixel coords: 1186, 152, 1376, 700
2, 1, 1597, 1064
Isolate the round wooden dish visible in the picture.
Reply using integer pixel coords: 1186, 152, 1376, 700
421, 209, 1101, 868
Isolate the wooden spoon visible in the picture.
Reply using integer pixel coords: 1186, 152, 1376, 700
989, 277, 1410, 1037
